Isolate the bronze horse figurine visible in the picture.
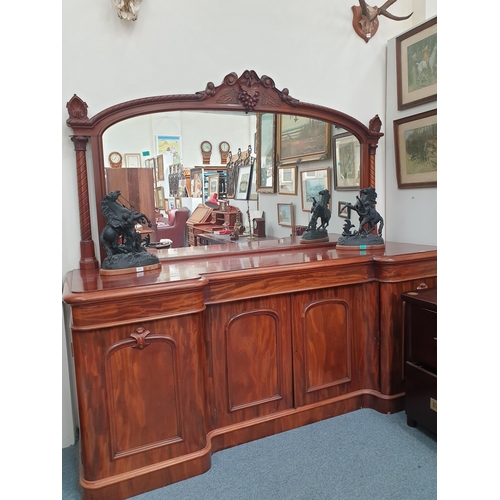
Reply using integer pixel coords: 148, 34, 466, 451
345, 187, 384, 236
99, 190, 152, 257
307, 189, 331, 232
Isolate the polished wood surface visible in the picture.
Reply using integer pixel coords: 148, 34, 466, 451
63, 239, 437, 500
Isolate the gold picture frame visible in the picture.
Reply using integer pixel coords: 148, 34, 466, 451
277, 116, 331, 166
277, 202, 294, 227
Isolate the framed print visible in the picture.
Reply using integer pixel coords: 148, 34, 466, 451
333, 133, 360, 191
156, 135, 182, 164
277, 202, 294, 227
277, 115, 331, 165
207, 173, 219, 198
174, 196, 182, 209
124, 153, 141, 168
256, 113, 276, 193
156, 154, 164, 181
300, 168, 330, 212
155, 186, 165, 210
338, 201, 350, 219
278, 166, 297, 195
396, 17, 437, 110
393, 109, 437, 189
235, 165, 251, 200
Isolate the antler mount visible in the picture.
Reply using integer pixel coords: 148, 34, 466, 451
352, 1, 413, 43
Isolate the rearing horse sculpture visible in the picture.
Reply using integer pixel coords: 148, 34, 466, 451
307, 189, 331, 233
99, 190, 152, 257
345, 187, 384, 237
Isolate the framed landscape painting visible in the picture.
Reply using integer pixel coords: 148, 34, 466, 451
393, 109, 437, 189
277, 115, 330, 165
156, 135, 182, 164
396, 17, 437, 110
277, 202, 294, 227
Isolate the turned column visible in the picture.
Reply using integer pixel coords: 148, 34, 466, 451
71, 135, 98, 270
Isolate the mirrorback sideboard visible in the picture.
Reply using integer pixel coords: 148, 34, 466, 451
63, 237, 437, 500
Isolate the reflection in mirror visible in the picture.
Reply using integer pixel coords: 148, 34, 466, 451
102, 111, 362, 238
333, 131, 361, 191
67, 71, 383, 267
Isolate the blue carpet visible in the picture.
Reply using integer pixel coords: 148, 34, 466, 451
62, 409, 436, 500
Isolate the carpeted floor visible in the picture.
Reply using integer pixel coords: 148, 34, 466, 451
62, 408, 436, 500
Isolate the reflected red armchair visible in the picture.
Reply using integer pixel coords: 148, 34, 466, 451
155, 208, 190, 248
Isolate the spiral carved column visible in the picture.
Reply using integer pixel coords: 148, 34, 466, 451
71, 135, 98, 270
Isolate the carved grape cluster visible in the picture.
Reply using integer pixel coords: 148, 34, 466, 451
239, 88, 260, 112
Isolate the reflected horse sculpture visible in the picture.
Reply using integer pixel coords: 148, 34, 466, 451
100, 190, 152, 258
302, 189, 331, 243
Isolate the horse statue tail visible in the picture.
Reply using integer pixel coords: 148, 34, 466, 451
378, 216, 384, 237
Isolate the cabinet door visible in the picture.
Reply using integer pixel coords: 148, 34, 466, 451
73, 313, 209, 482
207, 295, 293, 428
291, 283, 379, 407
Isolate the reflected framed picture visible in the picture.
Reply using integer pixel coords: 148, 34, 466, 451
207, 173, 219, 198
393, 109, 437, 189
256, 113, 276, 193
396, 17, 437, 110
157, 154, 164, 181
300, 168, 330, 212
277, 115, 331, 165
278, 166, 297, 195
235, 165, 251, 200
124, 153, 141, 168
338, 201, 350, 219
277, 202, 294, 227
333, 133, 360, 191
155, 186, 165, 210
156, 135, 182, 164
174, 196, 182, 209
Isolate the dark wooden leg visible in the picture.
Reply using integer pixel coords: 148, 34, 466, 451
406, 415, 417, 427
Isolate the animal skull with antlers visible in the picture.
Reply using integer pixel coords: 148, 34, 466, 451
352, 0, 412, 42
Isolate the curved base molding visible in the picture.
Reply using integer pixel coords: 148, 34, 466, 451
79, 390, 404, 500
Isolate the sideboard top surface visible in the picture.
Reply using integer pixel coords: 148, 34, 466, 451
64, 236, 437, 298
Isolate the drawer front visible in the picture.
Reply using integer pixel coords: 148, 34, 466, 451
405, 362, 437, 434
406, 305, 437, 370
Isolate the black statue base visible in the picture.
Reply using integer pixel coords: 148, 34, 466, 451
100, 251, 161, 275
336, 233, 385, 248
300, 229, 329, 244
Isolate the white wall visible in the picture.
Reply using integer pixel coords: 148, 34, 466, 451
62, 0, 436, 447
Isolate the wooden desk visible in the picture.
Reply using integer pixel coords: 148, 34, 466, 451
63, 240, 437, 500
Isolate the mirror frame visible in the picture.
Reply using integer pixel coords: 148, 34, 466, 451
66, 69, 383, 270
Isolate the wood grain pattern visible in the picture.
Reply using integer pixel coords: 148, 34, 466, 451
63, 240, 436, 500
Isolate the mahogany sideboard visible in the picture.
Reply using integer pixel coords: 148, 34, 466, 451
62, 236, 437, 500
